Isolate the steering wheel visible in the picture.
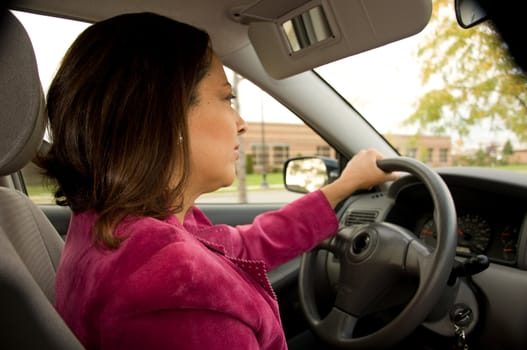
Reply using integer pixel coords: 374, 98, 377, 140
299, 157, 458, 348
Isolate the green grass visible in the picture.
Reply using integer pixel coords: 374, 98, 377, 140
218, 172, 284, 192
26, 172, 285, 199
26, 185, 54, 196
234, 172, 283, 187
494, 164, 527, 172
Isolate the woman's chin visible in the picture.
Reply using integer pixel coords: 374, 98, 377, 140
199, 170, 236, 194
212, 175, 236, 192
222, 177, 236, 189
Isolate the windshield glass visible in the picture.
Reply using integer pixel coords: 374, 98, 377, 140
316, 0, 526, 169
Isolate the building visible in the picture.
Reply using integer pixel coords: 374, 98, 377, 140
242, 122, 452, 173
386, 133, 453, 167
508, 149, 527, 164
242, 122, 336, 173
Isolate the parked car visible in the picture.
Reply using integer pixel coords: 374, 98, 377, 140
1, 0, 526, 349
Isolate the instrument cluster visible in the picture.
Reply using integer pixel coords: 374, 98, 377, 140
416, 212, 521, 265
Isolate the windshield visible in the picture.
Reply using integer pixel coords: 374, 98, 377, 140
13, 1, 527, 206
316, 0, 526, 169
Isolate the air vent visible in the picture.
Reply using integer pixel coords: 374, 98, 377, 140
345, 210, 379, 226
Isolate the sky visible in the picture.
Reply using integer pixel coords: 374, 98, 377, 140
316, 37, 424, 135
14, 11, 90, 93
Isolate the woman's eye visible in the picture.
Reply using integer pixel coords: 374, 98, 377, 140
227, 93, 237, 107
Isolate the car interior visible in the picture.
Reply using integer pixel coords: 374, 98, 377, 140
1, 0, 526, 349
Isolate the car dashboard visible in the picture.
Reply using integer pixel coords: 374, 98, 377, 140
338, 166, 527, 269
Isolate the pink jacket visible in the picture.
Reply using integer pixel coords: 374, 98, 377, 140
55, 190, 339, 349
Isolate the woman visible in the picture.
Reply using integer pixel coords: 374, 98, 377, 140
42, 12, 397, 350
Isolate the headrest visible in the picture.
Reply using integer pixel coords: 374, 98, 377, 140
0, 10, 46, 176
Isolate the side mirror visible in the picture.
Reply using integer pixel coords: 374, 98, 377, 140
455, 0, 488, 28
283, 156, 339, 194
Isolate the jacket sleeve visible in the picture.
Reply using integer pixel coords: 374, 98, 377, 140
223, 190, 339, 270
101, 309, 260, 350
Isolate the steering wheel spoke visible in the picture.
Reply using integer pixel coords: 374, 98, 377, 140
314, 307, 358, 342
314, 236, 339, 254
405, 238, 434, 277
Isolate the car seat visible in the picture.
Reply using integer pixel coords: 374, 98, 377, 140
0, 9, 84, 349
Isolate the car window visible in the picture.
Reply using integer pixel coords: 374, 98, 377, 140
16, 11, 90, 204
315, 0, 524, 170
15, 11, 329, 204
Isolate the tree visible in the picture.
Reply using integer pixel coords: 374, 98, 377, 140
405, 0, 527, 142
502, 139, 514, 164
503, 139, 514, 155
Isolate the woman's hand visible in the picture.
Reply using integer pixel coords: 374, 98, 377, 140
320, 149, 399, 208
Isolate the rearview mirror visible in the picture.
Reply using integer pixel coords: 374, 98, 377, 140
283, 156, 339, 194
455, 0, 488, 28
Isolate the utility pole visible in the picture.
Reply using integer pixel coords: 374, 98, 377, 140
260, 90, 269, 188
231, 73, 248, 202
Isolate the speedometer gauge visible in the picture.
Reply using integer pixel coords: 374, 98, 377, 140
418, 213, 491, 254
457, 214, 491, 253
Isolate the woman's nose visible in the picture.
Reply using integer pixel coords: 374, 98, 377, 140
237, 114, 248, 135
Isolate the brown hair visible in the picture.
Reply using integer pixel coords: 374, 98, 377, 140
40, 12, 212, 248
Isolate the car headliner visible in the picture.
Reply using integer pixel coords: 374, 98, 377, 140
12, 0, 259, 57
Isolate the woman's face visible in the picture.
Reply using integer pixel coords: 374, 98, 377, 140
186, 53, 247, 197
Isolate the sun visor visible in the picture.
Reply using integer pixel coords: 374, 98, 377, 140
233, 0, 432, 79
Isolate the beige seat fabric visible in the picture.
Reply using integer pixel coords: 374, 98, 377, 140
0, 10, 84, 349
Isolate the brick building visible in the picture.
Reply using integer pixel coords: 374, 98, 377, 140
242, 122, 452, 173
242, 122, 336, 173
385, 133, 453, 168
507, 149, 527, 164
